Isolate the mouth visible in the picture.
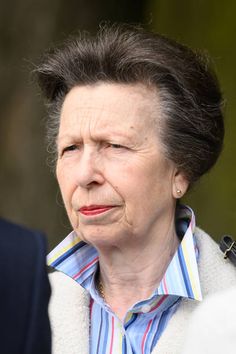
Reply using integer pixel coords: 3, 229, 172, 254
79, 205, 115, 216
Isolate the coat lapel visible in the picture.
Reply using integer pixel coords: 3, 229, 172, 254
151, 298, 198, 354
49, 272, 90, 354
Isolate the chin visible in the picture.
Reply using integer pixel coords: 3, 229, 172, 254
78, 226, 127, 248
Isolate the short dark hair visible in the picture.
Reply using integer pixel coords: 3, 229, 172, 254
36, 23, 224, 185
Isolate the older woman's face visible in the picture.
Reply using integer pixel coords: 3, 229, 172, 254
57, 83, 185, 248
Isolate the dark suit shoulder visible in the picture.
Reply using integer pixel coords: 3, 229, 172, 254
0, 218, 47, 257
0, 218, 51, 354
0, 217, 43, 238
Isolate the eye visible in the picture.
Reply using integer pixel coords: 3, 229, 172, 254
110, 143, 124, 149
61, 145, 78, 155
105, 142, 130, 152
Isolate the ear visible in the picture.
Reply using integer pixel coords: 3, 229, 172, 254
172, 169, 189, 199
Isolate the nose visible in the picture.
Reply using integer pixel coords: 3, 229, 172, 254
76, 147, 105, 189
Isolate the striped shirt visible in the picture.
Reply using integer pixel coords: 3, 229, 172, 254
48, 205, 202, 354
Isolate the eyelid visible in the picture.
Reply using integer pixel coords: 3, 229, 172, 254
60, 144, 79, 156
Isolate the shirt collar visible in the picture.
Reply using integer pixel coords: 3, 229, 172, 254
47, 204, 202, 302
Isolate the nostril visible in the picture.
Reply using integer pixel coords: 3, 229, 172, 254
86, 180, 101, 188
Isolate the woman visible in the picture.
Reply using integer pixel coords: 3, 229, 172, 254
36, 24, 236, 354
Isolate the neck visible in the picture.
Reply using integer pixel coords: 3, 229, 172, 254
97, 218, 179, 320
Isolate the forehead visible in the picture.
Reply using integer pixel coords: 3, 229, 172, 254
59, 83, 162, 137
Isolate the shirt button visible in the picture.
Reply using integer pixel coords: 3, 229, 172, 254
141, 304, 151, 313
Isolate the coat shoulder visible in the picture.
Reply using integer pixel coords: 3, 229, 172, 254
194, 227, 236, 296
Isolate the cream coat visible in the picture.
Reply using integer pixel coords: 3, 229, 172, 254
49, 228, 236, 354
182, 286, 236, 354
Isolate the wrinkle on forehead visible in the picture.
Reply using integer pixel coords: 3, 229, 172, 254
58, 83, 163, 143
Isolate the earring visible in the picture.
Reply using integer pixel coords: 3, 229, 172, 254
177, 189, 182, 196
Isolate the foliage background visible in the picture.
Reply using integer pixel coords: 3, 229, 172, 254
0, 0, 235, 248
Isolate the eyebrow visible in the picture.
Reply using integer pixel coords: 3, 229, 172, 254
57, 128, 137, 144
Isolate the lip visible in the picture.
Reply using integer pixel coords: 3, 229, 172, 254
79, 205, 115, 216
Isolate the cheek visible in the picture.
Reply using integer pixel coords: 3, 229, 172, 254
104, 163, 135, 192
104, 166, 149, 212
109, 157, 169, 188
57, 169, 79, 226
56, 165, 74, 205
122, 159, 174, 205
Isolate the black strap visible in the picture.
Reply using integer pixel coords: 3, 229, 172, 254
219, 235, 236, 267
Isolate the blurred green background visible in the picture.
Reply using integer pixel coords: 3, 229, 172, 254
0, 0, 235, 249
